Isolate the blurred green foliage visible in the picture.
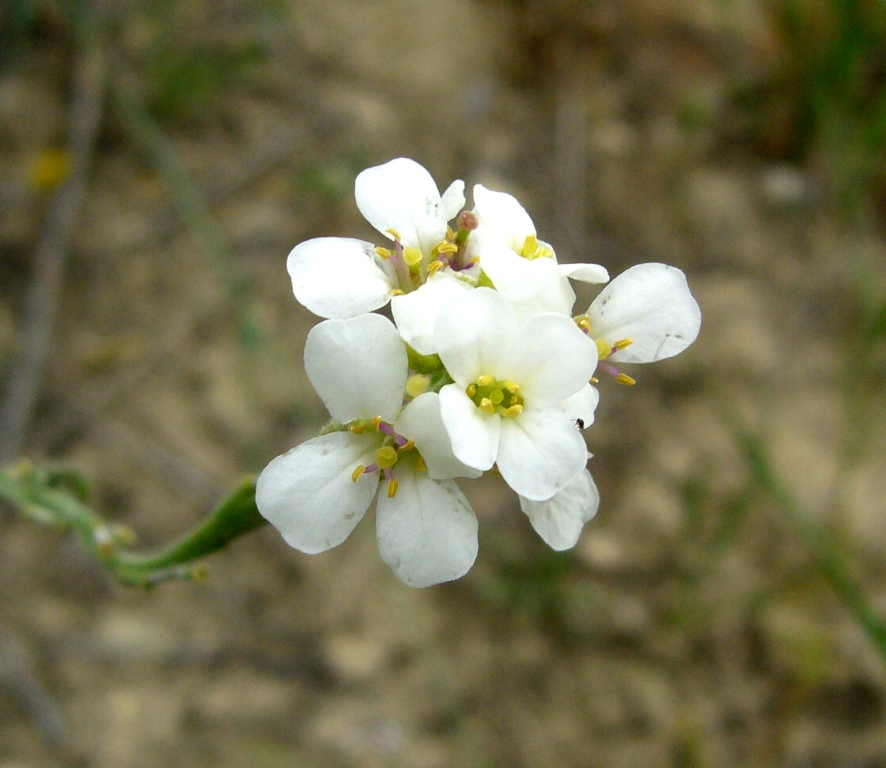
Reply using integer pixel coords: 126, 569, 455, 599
746, 0, 886, 205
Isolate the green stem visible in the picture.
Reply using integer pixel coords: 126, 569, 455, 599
0, 464, 267, 587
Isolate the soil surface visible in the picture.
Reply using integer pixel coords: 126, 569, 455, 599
2, 1, 886, 767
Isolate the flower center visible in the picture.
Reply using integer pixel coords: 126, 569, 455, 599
465, 375, 524, 417
348, 417, 425, 497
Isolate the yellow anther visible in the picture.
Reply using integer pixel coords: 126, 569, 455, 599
375, 446, 398, 468
466, 383, 477, 397
387, 479, 399, 498
437, 242, 458, 254
385, 228, 402, 242
521, 234, 540, 259
402, 438, 415, 451
616, 373, 636, 386
391, 288, 405, 296
375, 246, 394, 259
416, 455, 426, 473
466, 257, 479, 266
596, 338, 613, 360
403, 246, 423, 266
349, 423, 365, 434
613, 338, 634, 351
590, 377, 599, 384
479, 398, 495, 414
427, 260, 444, 276
373, 416, 383, 429
489, 389, 504, 405
477, 374, 494, 387
576, 315, 591, 332
446, 225, 456, 240
406, 374, 430, 398
351, 465, 366, 482
504, 404, 524, 416
502, 380, 520, 393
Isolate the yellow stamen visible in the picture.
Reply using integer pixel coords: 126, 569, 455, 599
437, 242, 458, 254
479, 398, 495, 414
590, 377, 599, 384
466, 257, 479, 267
477, 374, 494, 387
375, 246, 393, 259
613, 338, 634, 351
402, 438, 415, 451
466, 383, 477, 397
427, 260, 443, 277
504, 404, 523, 416
489, 389, 504, 405
391, 288, 405, 296
385, 228, 402, 242
351, 465, 366, 482
403, 246, 423, 266
576, 315, 591, 332
521, 234, 540, 259
406, 374, 430, 398
502, 380, 520, 393
596, 338, 613, 360
372, 416, 383, 429
616, 373, 636, 386
349, 423, 365, 434
387, 479, 399, 498
375, 446, 398, 468
416, 456, 426, 473
446, 225, 456, 240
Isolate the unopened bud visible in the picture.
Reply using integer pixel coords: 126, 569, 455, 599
458, 211, 478, 231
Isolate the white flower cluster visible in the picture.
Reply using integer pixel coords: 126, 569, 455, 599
256, 158, 701, 587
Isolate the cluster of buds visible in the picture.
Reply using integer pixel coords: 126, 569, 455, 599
257, 159, 701, 587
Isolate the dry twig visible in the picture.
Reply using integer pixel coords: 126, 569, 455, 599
0, 20, 106, 462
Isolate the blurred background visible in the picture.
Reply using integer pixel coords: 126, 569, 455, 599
2, 0, 886, 765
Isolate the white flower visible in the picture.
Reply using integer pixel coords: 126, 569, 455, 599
255, 313, 480, 587
434, 287, 598, 501
519, 468, 600, 550
286, 158, 465, 319
468, 185, 610, 321
581, 263, 701, 383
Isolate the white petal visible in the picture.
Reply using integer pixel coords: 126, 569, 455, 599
560, 262, 610, 284
471, 184, 536, 252
391, 273, 471, 356
501, 313, 597, 408
438, 384, 500, 471
287, 237, 396, 319
497, 407, 588, 501
440, 179, 466, 221
376, 472, 478, 587
434, 287, 516, 386
558, 383, 599, 427
305, 314, 407, 422
355, 158, 450, 254
480, 244, 576, 320
520, 468, 599, 550
256, 432, 379, 554
588, 263, 701, 363
397, 392, 482, 480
